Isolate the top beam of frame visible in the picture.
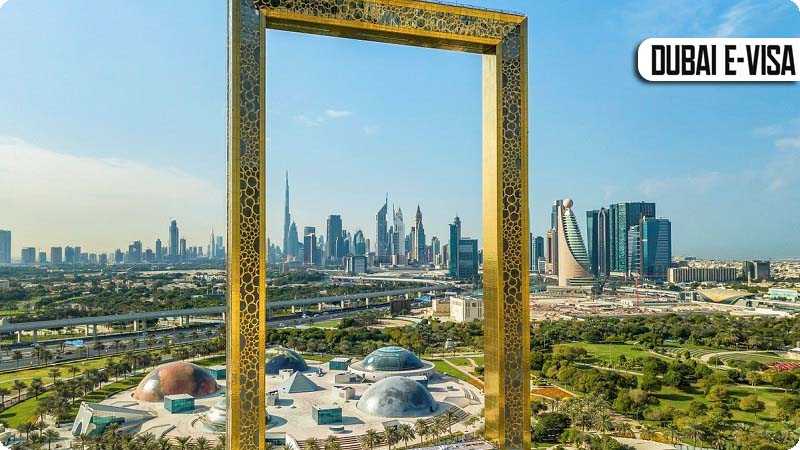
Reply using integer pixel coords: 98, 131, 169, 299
252, 0, 525, 54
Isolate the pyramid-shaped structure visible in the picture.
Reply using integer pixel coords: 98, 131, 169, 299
280, 371, 320, 394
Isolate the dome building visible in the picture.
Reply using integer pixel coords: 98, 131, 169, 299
348, 346, 434, 381
133, 362, 219, 402
356, 376, 437, 418
266, 348, 309, 375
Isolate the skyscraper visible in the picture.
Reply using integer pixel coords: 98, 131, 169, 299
50, 247, 63, 265
179, 238, 187, 261
353, 230, 366, 256
448, 216, 461, 277
641, 218, 671, 281
287, 222, 299, 260
392, 206, 405, 261
326, 214, 343, 265
555, 198, 591, 286
410, 205, 426, 264
610, 202, 655, 273
209, 229, 216, 259
21, 247, 36, 265
303, 226, 319, 266
155, 239, 163, 262
376, 198, 390, 265
169, 219, 179, 262
282, 171, 291, 261
626, 225, 641, 278
532, 235, 544, 273
0, 230, 10, 264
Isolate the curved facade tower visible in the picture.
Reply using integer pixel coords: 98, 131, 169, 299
556, 198, 591, 286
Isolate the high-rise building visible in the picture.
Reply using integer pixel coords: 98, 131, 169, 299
610, 202, 655, 273
114, 249, 124, 264
286, 222, 299, 261
50, 247, 63, 265
641, 218, 671, 281
215, 236, 224, 259
410, 206, 426, 264
448, 216, 461, 277
555, 198, 591, 286
209, 229, 216, 259
392, 206, 405, 261
99, 253, 108, 266
586, 208, 611, 276
282, 171, 291, 261
353, 230, 366, 256
743, 260, 771, 282
303, 226, 319, 266
626, 225, 641, 278
179, 238, 187, 261
376, 198, 390, 265
155, 239, 163, 262
326, 214, 343, 265
0, 230, 10, 264
169, 220, 179, 261
38, 252, 47, 265
65, 246, 76, 264
430, 236, 441, 263
21, 247, 36, 265
532, 235, 544, 273
127, 241, 143, 264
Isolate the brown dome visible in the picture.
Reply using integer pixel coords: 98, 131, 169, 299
133, 361, 219, 402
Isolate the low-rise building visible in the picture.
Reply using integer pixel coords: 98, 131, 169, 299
450, 295, 483, 323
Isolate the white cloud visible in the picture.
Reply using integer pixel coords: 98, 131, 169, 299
776, 136, 800, 150
0, 136, 224, 253
715, 1, 759, 37
324, 109, 352, 119
362, 125, 380, 136
0, 0, 9, 9
791, 0, 800, 12
638, 171, 724, 196
294, 108, 353, 127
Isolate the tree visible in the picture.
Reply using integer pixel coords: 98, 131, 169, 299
397, 423, 415, 448
13, 350, 22, 368
360, 429, 380, 450
532, 412, 570, 443
414, 419, 428, 444
706, 384, 730, 405
13, 379, 27, 401
48, 430, 70, 450
48, 367, 61, 385
384, 426, 400, 450
745, 371, 762, 387
443, 407, 458, 440
0, 387, 9, 409
639, 372, 662, 392
739, 394, 765, 421
30, 378, 44, 398
323, 435, 341, 450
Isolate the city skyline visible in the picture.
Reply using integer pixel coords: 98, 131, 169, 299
1, 1, 799, 259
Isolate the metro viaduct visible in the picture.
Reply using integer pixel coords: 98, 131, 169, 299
0, 285, 447, 341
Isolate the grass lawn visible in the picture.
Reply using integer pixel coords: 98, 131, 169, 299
0, 375, 144, 429
0, 357, 115, 389
717, 352, 789, 365
432, 360, 472, 383
445, 357, 472, 366
652, 384, 787, 429
560, 342, 671, 365
195, 355, 226, 367
310, 319, 342, 329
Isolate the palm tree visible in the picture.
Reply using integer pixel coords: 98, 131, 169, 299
305, 437, 321, 450
397, 423, 415, 448
195, 436, 211, 450
360, 429, 380, 450
0, 387, 10, 409
158, 437, 174, 450
443, 408, 458, 440
20, 422, 35, 441
13, 379, 27, 401
414, 419, 428, 445
434, 416, 449, 443
323, 435, 340, 450
384, 426, 400, 450
175, 436, 193, 450
43, 429, 59, 450
47, 368, 61, 385
13, 350, 23, 368
29, 378, 44, 398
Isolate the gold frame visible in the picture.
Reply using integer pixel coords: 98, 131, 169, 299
228, 0, 529, 448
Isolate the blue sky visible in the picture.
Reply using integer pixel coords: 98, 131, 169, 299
0, 0, 798, 259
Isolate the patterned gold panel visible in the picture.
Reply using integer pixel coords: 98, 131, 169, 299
228, 1, 266, 450
229, 1, 528, 449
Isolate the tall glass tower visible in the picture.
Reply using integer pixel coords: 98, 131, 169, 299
641, 218, 671, 281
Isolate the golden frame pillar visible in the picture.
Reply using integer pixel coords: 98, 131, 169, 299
227, 1, 529, 449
